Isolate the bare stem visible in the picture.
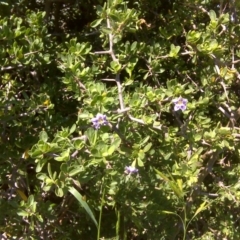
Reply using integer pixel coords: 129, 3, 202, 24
94, 17, 125, 111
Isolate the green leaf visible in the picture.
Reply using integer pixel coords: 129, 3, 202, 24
60, 163, 68, 174
155, 169, 183, 199
30, 149, 43, 158
90, 18, 103, 28
36, 159, 48, 172
36, 173, 47, 181
187, 30, 202, 44
27, 195, 35, 206
110, 61, 122, 72
107, 145, 115, 155
209, 10, 217, 21
101, 27, 112, 34
112, 138, 121, 149
137, 158, 144, 167
169, 44, 180, 57
68, 186, 98, 228
163, 152, 172, 160
54, 149, 70, 162
70, 124, 76, 134
17, 210, 29, 217
143, 142, 152, 152
69, 166, 83, 177
78, 113, 90, 119
192, 201, 208, 219
55, 187, 64, 197
138, 150, 145, 160
217, 127, 231, 136
47, 163, 53, 179
131, 41, 137, 51
86, 128, 97, 146
161, 211, 184, 225
162, 210, 178, 216
39, 131, 48, 142
140, 136, 150, 146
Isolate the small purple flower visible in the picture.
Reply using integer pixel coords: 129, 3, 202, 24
91, 113, 108, 129
125, 166, 138, 174
172, 97, 188, 111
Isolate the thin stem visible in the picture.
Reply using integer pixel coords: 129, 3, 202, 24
128, 114, 145, 124
116, 209, 120, 239
116, 73, 125, 110
95, 17, 125, 111
183, 207, 187, 240
97, 179, 106, 240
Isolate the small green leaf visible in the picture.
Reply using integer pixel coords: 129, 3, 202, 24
209, 10, 217, 21
60, 163, 68, 174
47, 163, 53, 179
131, 41, 137, 51
169, 44, 180, 57
110, 61, 122, 72
27, 195, 35, 206
217, 127, 231, 136
101, 27, 112, 34
162, 210, 177, 215
107, 145, 115, 155
90, 18, 103, 28
70, 124, 76, 134
138, 150, 145, 160
69, 166, 83, 177
86, 128, 97, 146
36, 159, 47, 172
39, 131, 48, 142
55, 187, 64, 197
140, 136, 150, 146
192, 201, 208, 219
54, 149, 70, 162
143, 142, 152, 152
17, 210, 29, 217
137, 158, 144, 167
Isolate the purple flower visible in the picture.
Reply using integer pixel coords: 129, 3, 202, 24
125, 166, 138, 174
91, 113, 108, 129
172, 97, 188, 111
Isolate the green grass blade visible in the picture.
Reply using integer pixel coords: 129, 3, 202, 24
68, 186, 98, 228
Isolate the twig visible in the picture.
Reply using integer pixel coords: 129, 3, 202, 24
220, 81, 229, 102
101, 78, 116, 82
199, 191, 219, 197
232, 59, 240, 64
94, 16, 165, 131
112, 107, 131, 114
128, 114, 145, 124
185, 73, 204, 92
218, 105, 231, 119
116, 73, 125, 110
74, 77, 86, 91
94, 50, 111, 54
71, 150, 79, 158
180, 51, 195, 56
24, 50, 40, 57
0, 64, 23, 72
72, 135, 87, 141
95, 17, 125, 111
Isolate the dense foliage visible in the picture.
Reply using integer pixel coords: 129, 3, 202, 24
1, 0, 240, 239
